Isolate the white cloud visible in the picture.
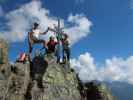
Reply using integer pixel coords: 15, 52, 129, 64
0, 1, 92, 45
71, 53, 97, 82
65, 14, 92, 45
71, 52, 133, 84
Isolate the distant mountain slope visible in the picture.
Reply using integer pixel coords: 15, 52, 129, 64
106, 81, 133, 100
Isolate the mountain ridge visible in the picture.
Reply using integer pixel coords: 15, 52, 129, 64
0, 39, 115, 100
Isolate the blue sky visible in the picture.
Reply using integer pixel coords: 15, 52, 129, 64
0, 0, 133, 63
1, 0, 133, 84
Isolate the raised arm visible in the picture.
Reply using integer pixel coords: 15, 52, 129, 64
41, 27, 57, 35
41, 28, 49, 35
48, 27, 57, 33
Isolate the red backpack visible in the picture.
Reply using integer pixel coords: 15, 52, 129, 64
18, 53, 26, 62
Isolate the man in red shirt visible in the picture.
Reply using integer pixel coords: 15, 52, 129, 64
46, 36, 57, 54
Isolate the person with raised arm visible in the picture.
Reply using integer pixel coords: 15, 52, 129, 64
28, 22, 49, 55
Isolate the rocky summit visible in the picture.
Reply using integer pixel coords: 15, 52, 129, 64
0, 40, 115, 100
0, 54, 81, 100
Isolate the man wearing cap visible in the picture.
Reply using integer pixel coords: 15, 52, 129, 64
28, 22, 49, 54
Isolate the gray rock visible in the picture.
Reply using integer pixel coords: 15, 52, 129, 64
0, 63, 30, 100
0, 53, 115, 100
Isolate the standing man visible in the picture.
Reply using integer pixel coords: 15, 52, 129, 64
28, 22, 49, 55
48, 19, 64, 63
62, 34, 70, 63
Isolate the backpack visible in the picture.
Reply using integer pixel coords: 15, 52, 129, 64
18, 53, 26, 62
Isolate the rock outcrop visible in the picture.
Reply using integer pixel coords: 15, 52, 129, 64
79, 81, 116, 100
27, 54, 81, 100
0, 54, 81, 100
0, 39, 8, 65
0, 52, 115, 100
0, 62, 30, 100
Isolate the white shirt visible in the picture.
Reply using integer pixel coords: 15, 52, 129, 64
32, 29, 40, 39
